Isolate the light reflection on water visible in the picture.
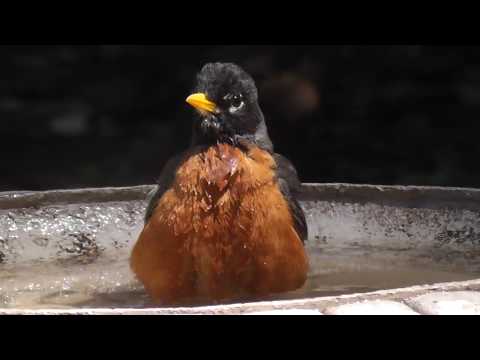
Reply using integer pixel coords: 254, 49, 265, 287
1, 247, 478, 310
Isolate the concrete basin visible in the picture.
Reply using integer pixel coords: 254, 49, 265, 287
1, 183, 480, 315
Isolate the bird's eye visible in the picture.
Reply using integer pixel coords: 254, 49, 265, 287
227, 94, 245, 113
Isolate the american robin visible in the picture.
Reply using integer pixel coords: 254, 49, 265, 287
130, 62, 309, 305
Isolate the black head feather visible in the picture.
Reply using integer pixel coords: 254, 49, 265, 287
190, 62, 273, 151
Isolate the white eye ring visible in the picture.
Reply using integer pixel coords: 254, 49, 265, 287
225, 94, 245, 114
229, 100, 245, 114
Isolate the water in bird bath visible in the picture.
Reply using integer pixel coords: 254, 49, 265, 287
2, 186, 480, 310
1, 246, 478, 309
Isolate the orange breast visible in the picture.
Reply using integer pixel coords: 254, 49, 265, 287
130, 143, 308, 305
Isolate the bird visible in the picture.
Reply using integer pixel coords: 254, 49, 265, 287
130, 62, 309, 306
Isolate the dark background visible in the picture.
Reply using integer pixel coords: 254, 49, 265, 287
1, 45, 478, 192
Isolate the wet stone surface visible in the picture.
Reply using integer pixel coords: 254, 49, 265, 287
1, 184, 480, 312
324, 300, 419, 315
406, 291, 480, 315
0, 200, 145, 265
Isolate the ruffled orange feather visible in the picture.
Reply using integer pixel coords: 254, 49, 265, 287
130, 143, 308, 305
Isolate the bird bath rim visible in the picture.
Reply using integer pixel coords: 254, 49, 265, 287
1, 183, 480, 314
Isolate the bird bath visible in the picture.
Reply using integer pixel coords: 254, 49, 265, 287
1, 184, 480, 314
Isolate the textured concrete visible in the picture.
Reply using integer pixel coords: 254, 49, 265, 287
244, 309, 323, 315
2, 279, 480, 315
2, 184, 480, 315
406, 291, 480, 315
324, 300, 418, 315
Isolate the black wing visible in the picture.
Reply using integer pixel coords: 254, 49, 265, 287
144, 152, 186, 223
273, 153, 308, 244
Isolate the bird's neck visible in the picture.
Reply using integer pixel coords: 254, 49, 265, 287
190, 120, 274, 154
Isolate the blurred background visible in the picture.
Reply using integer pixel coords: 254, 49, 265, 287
0, 45, 479, 192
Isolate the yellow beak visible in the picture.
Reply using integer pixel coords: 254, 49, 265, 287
186, 93, 217, 114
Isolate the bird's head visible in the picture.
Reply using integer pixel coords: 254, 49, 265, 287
186, 62, 272, 150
